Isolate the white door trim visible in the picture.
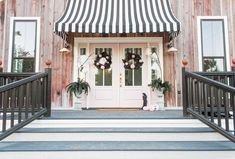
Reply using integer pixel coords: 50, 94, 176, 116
73, 37, 163, 108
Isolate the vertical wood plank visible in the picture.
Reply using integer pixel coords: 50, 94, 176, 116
0, 1, 4, 59
52, 0, 67, 107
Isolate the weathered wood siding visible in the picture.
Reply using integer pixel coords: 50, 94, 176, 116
0, 0, 71, 107
0, 0, 235, 107
170, 0, 235, 106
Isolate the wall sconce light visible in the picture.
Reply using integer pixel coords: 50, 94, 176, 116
167, 33, 178, 53
59, 47, 70, 53
167, 40, 178, 52
59, 40, 71, 53
167, 46, 178, 52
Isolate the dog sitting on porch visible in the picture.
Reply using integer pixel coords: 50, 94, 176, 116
143, 104, 162, 111
142, 93, 164, 111
142, 93, 155, 111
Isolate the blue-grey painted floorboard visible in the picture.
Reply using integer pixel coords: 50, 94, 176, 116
0, 141, 235, 151
46, 110, 188, 119
17, 127, 214, 133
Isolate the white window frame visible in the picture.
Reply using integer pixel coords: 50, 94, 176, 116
8, 17, 40, 72
197, 16, 230, 71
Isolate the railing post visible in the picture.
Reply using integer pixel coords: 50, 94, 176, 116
232, 66, 235, 88
44, 68, 52, 117
182, 58, 188, 117
182, 67, 188, 116
232, 60, 235, 135
0, 60, 3, 72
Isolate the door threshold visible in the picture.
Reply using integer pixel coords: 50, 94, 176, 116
92, 108, 141, 111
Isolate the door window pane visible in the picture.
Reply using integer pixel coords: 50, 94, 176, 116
125, 69, 133, 86
124, 48, 142, 86
95, 48, 112, 86
95, 69, 103, 86
104, 69, 112, 86
12, 20, 37, 72
134, 69, 142, 86
80, 48, 86, 55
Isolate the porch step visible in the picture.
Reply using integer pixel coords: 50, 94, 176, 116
1, 151, 235, 159
0, 141, 235, 151
3, 132, 227, 142
17, 127, 214, 133
0, 118, 235, 159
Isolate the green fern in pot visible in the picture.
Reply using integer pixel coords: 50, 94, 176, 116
66, 78, 90, 98
148, 78, 171, 94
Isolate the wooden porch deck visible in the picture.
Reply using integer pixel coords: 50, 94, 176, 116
1, 109, 235, 159
47, 109, 185, 119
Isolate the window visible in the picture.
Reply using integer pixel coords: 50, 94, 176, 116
79, 48, 87, 79
150, 47, 162, 81
198, 17, 229, 72
9, 17, 40, 72
124, 48, 142, 86
95, 48, 112, 86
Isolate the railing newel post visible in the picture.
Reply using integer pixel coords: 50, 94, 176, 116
231, 59, 235, 87
0, 59, 3, 73
232, 67, 235, 87
182, 67, 188, 116
44, 68, 52, 117
231, 63, 235, 135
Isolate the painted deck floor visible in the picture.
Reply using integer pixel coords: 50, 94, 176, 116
0, 109, 235, 159
48, 109, 186, 119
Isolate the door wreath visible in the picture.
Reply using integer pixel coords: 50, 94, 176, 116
122, 53, 143, 69
94, 51, 112, 69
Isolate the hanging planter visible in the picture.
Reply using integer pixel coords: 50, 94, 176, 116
122, 53, 143, 69
94, 51, 112, 69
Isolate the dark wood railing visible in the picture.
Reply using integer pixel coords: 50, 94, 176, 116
195, 71, 235, 87
0, 68, 51, 140
182, 67, 235, 142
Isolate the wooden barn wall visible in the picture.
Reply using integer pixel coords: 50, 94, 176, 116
0, 0, 235, 107
170, 0, 235, 106
0, 0, 71, 108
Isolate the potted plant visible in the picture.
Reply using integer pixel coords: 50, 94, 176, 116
148, 78, 171, 94
66, 78, 90, 110
148, 78, 171, 110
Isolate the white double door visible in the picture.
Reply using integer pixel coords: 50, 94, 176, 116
89, 43, 148, 108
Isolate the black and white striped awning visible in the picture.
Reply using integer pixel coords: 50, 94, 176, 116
54, 0, 180, 38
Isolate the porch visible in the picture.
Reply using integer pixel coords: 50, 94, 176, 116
0, 0, 235, 157
0, 68, 235, 158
